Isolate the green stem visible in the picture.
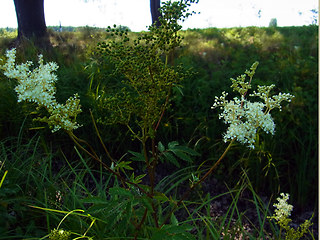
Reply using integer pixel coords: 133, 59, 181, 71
193, 139, 234, 189
133, 208, 148, 240
151, 138, 158, 186
142, 137, 159, 228
154, 88, 171, 132
126, 124, 141, 142
89, 109, 116, 164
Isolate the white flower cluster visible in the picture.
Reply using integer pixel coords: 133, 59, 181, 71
1, 49, 82, 132
272, 193, 293, 222
212, 93, 275, 148
211, 63, 294, 149
250, 84, 295, 111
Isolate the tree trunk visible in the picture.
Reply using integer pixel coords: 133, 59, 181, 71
150, 0, 161, 27
13, 0, 48, 41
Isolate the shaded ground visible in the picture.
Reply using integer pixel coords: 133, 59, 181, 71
151, 162, 318, 239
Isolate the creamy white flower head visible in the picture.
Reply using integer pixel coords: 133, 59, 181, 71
244, 101, 275, 135
2, 49, 58, 108
216, 99, 274, 148
211, 62, 294, 148
1, 48, 81, 132
273, 193, 293, 221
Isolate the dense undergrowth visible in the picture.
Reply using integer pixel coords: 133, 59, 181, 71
0, 4, 318, 238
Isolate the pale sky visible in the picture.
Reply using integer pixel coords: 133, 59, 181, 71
0, 0, 318, 32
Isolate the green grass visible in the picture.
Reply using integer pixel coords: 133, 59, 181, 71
0, 132, 316, 239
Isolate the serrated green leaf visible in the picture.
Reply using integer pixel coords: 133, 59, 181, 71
158, 141, 165, 152
135, 174, 146, 183
172, 150, 192, 162
171, 214, 179, 226
163, 151, 180, 167
154, 191, 170, 203
173, 146, 200, 156
129, 172, 146, 185
151, 223, 196, 240
85, 199, 123, 216
128, 150, 145, 162
163, 224, 195, 235
117, 161, 133, 170
109, 187, 133, 198
177, 223, 194, 232
86, 203, 112, 215
151, 228, 168, 240
119, 162, 133, 170
168, 141, 179, 149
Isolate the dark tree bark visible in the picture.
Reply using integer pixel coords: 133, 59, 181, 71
13, 0, 48, 40
150, 0, 161, 27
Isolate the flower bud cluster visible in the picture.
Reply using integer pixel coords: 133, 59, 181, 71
45, 93, 82, 132
49, 228, 71, 240
212, 62, 294, 148
269, 193, 313, 239
1, 49, 82, 132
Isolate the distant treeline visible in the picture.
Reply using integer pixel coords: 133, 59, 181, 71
0, 26, 95, 32
0, 25, 132, 33
0, 27, 17, 32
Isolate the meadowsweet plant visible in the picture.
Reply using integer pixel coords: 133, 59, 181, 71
0, 48, 82, 132
269, 193, 313, 239
95, 1, 199, 142
211, 61, 294, 149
